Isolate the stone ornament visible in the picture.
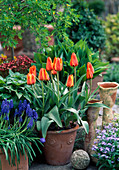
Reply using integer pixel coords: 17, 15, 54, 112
71, 149, 90, 170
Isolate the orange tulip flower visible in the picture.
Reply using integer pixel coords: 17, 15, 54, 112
46, 57, 53, 71
66, 75, 74, 87
70, 53, 78, 67
53, 57, 63, 71
46, 72, 50, 81
51, 69, 57, 75
29, 65, 36, 76
27, 73, 36, 85
38, 68, 50, 81
86, 62, 94, 79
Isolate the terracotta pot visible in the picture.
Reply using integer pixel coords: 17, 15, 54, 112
0, 149, 28, 170
98, 82, 119, 124
87, 75, 103, 93
43, 124, 79, 165
84, 99, 102, 156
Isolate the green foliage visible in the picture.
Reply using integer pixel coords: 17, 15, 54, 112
103, 63, 119, 83
66, 0, 106, 52
0, 0, 79, 52
88, 0, 105, 16
104, 13, 119, 61
0, 70, 40, 109
33, 39, 108, 84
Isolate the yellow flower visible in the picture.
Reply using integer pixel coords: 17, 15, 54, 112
66, 4, 70, 7
9, 7, 11, 10
53, 12, 55, 15
14, 56, 17, 60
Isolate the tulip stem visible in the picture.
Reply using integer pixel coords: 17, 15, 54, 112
68, 87, 71, 105
89, 78, 92, 100
41, 81, 44, 116
74, 67, 76, 84
50, 71, 55, 89
57, 71, 59, 107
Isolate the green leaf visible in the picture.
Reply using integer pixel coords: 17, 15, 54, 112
47, 106, 62, 128
41, 117, 54, 138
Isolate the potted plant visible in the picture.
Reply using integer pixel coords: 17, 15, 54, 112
0, 99, 44, 170
26, 53, 107, 165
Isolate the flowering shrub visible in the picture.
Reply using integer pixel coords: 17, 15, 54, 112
92, 123, 119, 170
0, 99, 44, 167
0, 55, 35, 77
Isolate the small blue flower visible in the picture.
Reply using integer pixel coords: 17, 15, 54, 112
14, 109, 18, 117
33, 110, 38, 121
9, 99, 13, 109
28, 108, 33, 118
40, 138, 46, 143
26, 104, 30, 116
4, 114, 9, 121
27, 117, 33, 129
23, 100, 27, 110
19, 116, 23, 123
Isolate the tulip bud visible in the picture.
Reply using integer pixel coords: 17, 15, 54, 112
27, 73, 36, 85
70, 53, 78, 67
51, 69, 57, 75
53, 57, 63, 71
86, 62, 94, 79
46, 57, 53, 71
38, 68, 50, 81
29, 65, 36, 76
66, 75, 74, 87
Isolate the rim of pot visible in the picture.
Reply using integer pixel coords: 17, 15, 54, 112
97, 82, 119, 90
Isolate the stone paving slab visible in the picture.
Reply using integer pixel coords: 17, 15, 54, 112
30, 163, 98, 170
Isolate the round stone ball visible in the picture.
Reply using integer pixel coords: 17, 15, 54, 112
71, 149, 90, 169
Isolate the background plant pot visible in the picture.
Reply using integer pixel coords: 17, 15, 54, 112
0, 149, 28, 170
98, 82, 119, 124
87, 75, 103, 93
43, 124, 79, 166
84, 99, 102, 158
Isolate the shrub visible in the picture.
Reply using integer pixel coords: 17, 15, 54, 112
104, 13, 119, 61
103, 63, 119, 83
92, 123, 119, 169
67, 0, 106, 52
88, 0, 105, 16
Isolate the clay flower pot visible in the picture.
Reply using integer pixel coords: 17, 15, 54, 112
98, 82, 119, 123
43, 124, 79, 165
0, 149, 28, 170
84, 99, 102, 156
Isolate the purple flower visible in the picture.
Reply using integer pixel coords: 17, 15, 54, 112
100, 147, 103, 151
40, 138, 46, 143
102, 141, 106, 145
27, 117, 33, 129
28, 108, 33, 117
32, 110, 38, 121
4, 114, 9, 120
19, 116, 23, 123
14, 109, 18, 117
9, 99, 13, 109
23, 100, 27, 109
105, 147, 110, 152
26, 104, 30, 116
